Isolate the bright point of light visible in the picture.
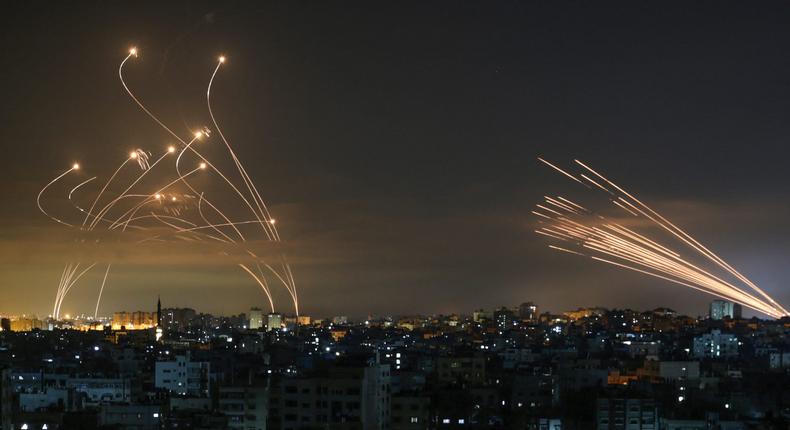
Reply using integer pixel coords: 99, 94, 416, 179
678, 396, 684, 402
194, 131, 202, 139
129, 47, 137, 56
93, 346, 99, 351
72, 163, 80, 170
269, 219, 276, 224
199, 162, 207, 169
219, 56, 226, 63
167, 146, 175, 153
171, 196, 177, 202
154, 194, 161, 200
130, 152, 137, 159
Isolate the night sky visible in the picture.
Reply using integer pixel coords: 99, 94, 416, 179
2, 1, 790, 318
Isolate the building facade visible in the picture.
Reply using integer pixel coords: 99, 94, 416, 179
155, 353, 210, 397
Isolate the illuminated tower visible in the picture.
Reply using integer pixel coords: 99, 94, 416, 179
155, 296, 163, 342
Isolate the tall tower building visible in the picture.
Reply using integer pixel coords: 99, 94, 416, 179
249, 308, 264, 330
155, 296, 163, 342
518, 302, 538, 322
157, 296, 162, 327
266, 313, 283, 332
709, 300, 742, 320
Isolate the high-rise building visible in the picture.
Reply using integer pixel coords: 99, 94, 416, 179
518, 302, 539, 321
494, 307, 516, 329
266, 313, 283, 332
249, 308, 264, 330
709, 300, 742, 320
161, 307, 197, 332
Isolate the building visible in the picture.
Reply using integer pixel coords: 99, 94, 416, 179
99, 404, 162, 429
518, 302, 538, 322
693, 330, 739, 359
768, 351, 790, 369
249, 308, 264, 330
1, 368, 11, 430
472, 309, 491, 324
267, 313, 283, 332
66, 376, 133, 406
9, 318, 45, 331
596, 398, 658, 430
112, 311, 157, 330
19, 388, 78, 412
658, 361, 700, 382
162, 307, 197, 332
709, 300, 742, 320
493, 307, 516, 330
391, 395, 430, 430
219, 384, 269, 429
0, 318, 10, 332
155, 352, 210, 397
269, 357, 391, 429
563, 307, 606, 321
436, 356, 486, 386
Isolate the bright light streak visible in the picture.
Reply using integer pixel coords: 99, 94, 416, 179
534, 158, 788, 318
38, 46, 299, 320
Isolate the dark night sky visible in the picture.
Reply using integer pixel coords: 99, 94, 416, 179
1, 1, 789, 318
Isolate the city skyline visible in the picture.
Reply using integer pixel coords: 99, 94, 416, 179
3, 2, 790, 318
1, 3, 789, 429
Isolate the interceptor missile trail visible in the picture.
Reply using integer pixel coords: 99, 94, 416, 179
534, 157, 788, 319
38, 47, 300, 319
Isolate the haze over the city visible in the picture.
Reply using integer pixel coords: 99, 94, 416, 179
2, 1, 790, 318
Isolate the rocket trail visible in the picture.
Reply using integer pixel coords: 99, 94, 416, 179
534, 157, 788, 319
